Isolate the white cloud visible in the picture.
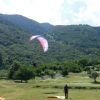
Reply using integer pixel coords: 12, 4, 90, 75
76, 0, 100, 26
1, 0, 64, 25
0, 0, 100, 26
85, 0, 100, 26
62, 0, 100, 26
66, 0, 87, 4
0, 0, 10, 13
72, 7, 88, 23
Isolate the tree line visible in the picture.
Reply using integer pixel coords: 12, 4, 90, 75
0, 58, 100, 83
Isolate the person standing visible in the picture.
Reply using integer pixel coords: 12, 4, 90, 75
64, 84, 68, 99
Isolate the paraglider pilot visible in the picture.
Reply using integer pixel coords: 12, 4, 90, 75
64, 84, 68, 99
32, 62, 37, 67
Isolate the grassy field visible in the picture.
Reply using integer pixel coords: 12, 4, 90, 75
0, 72, 100, 100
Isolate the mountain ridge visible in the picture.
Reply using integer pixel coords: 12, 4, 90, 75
0, 13, 100, 69
0, 13, 55, 34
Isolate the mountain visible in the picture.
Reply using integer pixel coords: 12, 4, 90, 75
40, 23, 55, 31
0, 14, 100, 69
45, 24, 100, 59
0, 16, 67, 68
0, 14, 55, 35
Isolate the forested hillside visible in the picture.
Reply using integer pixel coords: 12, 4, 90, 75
46, 25, 100, 59
0, 14, 55, 34
0, 14, 100, 69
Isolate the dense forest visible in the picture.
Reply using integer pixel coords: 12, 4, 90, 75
0, 13, 100, 81
0, 14, 55, 34
0, 14, 100, 65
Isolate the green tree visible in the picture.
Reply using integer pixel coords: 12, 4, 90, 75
88, 71, 99, 83
8, 61, 21, 79
0, 52, 3, 69
78, 58, 89, 67
0, 70, 8, 79
13, 65, 35, 82
83, 66, 90, 71
49, 70, 56, 78
35, 67, 42, 77
66, 62, 81, 73
61, 68, 68, 77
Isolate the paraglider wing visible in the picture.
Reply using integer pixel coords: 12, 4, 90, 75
37, 36, 48, 52
29, 35, 48, 52
29, 35, 40, 41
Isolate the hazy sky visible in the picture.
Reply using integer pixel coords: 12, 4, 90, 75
0, 0, 100, 26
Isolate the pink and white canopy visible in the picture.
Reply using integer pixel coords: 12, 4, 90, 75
29, 35, 48, 52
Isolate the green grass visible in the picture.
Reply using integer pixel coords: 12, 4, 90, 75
0, 72, 100, 100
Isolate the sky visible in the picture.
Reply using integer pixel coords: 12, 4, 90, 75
0, 0, 100, 26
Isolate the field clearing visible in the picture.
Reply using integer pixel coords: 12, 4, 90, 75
0, 72, 100, 100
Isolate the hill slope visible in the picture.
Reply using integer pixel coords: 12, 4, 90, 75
45, 25, 100, 59
0, 14, 55, 34
0, 15, 100, 68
